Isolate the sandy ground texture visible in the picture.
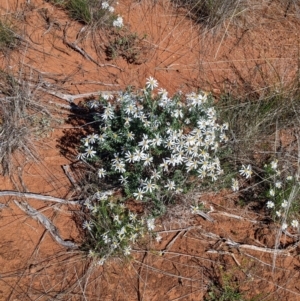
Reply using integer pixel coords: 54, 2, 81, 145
1, 0, 300, 300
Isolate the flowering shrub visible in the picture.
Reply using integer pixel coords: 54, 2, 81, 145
82, 190, 151, 265
231, 159, 300, 232
79, 78, 228, 213
52, 0, 123, 28
263, 160, 299, 231
78, 77, 228, 261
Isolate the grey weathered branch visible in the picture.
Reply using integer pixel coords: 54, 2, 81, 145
14, 200, 78, 249
0, 190, 80, 205
40, 88, 122, 103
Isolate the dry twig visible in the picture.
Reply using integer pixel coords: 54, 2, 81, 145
14, 200, 78, 249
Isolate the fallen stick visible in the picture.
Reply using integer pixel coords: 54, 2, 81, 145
206, 250, 241, 266
70, 81, 119, 86
238, 243, 291, 256
196, 210, 214, 222
63, 23, 123, 71
62, 165, 80, 189
210, 209, 258, 224
0, 190, 80, 205
40, 88, 121, 103
161, 230, 184, 253
14, 200, 78, 249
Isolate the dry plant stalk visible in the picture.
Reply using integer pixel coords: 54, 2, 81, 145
14, 200, 78, 249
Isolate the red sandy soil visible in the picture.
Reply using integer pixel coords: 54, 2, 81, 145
0, 0, 300, 300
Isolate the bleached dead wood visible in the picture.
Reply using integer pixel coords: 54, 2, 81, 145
63, 23, 123, 71
14, 200, 78, 249
40, 88, 122, 103
210, 210, 258, 224
0, 190, 79, 205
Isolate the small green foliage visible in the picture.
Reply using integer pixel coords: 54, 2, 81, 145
0, 20, 17, 51
171, 0, 244, 29
66, 0, 92, 24
82, 191, 149, 264
48, 0, 67, 5
105, 30, 147, 64
105, 31, 139, 64
205, 270, 244, 301
217, 92, 300, 157
49, 0, 123, 28
0, 72, 50, 175
263, 160, 300, 230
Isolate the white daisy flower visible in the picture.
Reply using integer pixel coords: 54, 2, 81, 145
270, 159, 278, 170
125, 151, 135, 163
129, 212, 137, 221
133, 188, 144, 200
102, 234, 111, 244
190, 205, 199, 214
164, 180, 176, 191
156, 234, 162, 243
83, 220, 93, 231
102, 1, 109, 9
97, 257, 106, 266
138, 138, 151, 151
123, 246, 131, 256
142, 153, 153, 166
87, 133, 99, 144
119, 175, 128, 184
126, 131, 135, 140
266, 201, 275, 209
291, 220, 299, 229
239, 164, 253, 179
281, 200, 288, 208
147, 218, 155, 231
113, 214, 121, 224
158, 88, 168, 99
160, 159, 169, 172
98, 168, 106, 178
77, 152, 86, 160
142, 179, 157, 193
129, 233, 138, 242
124, 103, 136, 115
275, 181, 282, 189
269, 189, 275, 197
231, 178, 239, 192
111, 240, 119, 249
151, 134, 162, 147
133, 149, 145, 162
82, 137, 90, 147
98, 133, 106, 142
85, 146, 96, 158
113, 16, 123, 28
102, 104, 114, 121
145, 76, 158, 90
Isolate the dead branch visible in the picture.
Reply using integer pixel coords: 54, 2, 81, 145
206, 250, 241, 266
162, 230, 184, 253
210, 235, 293, 256
62, 165, 80, 189
210, 209, 258, 224
63, 23, 123, 71
70, 81, 119, 86
40, 88, 122, 103
14, 200, 78, 249
196, 210, 214, 222
0, 190, 79, 205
